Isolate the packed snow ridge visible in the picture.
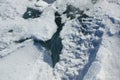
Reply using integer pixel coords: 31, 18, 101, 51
0, 0, 120, 80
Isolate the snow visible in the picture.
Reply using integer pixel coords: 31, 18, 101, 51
97, 22, 120, 80
0, 40, 54, 80
0, 41, 40, 80
0, 0, 57, 41
27, 6, 57, 41
0, 0, 120, 80
83, 7, 120, 80
0, 0, 29, 20
95, 0, 120, 18
83, 30, 120, 80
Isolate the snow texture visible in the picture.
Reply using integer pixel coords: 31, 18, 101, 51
0, 0, 120, 80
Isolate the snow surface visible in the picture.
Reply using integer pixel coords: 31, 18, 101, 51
0, 0, 120, 80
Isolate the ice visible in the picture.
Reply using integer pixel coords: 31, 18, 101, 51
0, 0, 120, 80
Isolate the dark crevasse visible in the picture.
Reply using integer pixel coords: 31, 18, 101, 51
36, 0, 56, 3
22, 5, 63, 67
23, 7, 42, 19
33, 12, 64, 67
43, 0, 56, 3
46, 12, 64, 67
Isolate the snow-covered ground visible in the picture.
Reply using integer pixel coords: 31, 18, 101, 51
0, 0, 120, 80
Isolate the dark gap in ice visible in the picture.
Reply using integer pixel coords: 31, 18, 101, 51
8, 29, 13, 33
55, 12, 64, 32
14, 37, 32, 43
37, 0, 55, 3
23, 7, 42, 19
63, 5, 84, 19
33, 12, 63, 67
48, 12, 63, 67
43, 0, 56, 3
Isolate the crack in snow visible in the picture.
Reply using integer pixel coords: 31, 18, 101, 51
23, 7, 42, 19
33, 11, 64, 67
